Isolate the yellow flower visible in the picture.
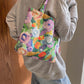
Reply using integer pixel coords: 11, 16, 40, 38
45, 55, 52, 60
26, 51, 40, 56
38, 35, 44, 40
36, 19, 40, 28
26, 22, 32, 28
43, 14, 50, 19
32, 9, 43, 20
33, 37, 38, 44
46, 30, 53, 35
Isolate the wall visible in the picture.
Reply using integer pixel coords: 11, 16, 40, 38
81, 59, 84, 84
61, 0, 84, 84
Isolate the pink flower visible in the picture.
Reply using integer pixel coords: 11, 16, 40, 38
43, 19, 54, 32
25, 11, 32, 23
47, 44, 53, 48
40, 29, 47, 35
19, 32, 31, 44
27, 46, 33, 52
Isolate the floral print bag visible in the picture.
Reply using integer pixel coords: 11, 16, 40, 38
14, 0, 60, 63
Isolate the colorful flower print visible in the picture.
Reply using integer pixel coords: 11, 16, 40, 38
40, 29, 47, 35
25, 11, 32, 23
39, 48, 43, 52
27, 46, 33, 52
32, 23, 36, 27
19, 32, 31, 44
28, 8, 31, 11
43, 19, 54, 32
43, 14, 50, 19
30, 8, 33, 11
45, 36, 53, 43
45, 55, 52, 60
32, 9, 43, 20
40, 19, 44, 24
33, 37, 38, 44
18, 47, 27, 55
38, 52, 46, 57
49, 58, 52, 61
34, 42, 41, 49
14, 6, 59, 63
15, 42, 23, 51
26, 39, 33, 47
47, 44, 53, 48
26, 43, 30, 47
38, 35, 44, 40
46, 30, 53, 35
26, 22, 32, 28
27, 51, 40, 56
32, 28, 40, 37
30, 33, 33, 37
31, 17, 36, 23
39, 44, 47, 50
36, 19, 40, 28
42, 39, 47, 44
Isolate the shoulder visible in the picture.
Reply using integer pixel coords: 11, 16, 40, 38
66, 0, 77, 7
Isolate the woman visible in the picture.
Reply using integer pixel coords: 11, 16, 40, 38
6, 0, 78, 84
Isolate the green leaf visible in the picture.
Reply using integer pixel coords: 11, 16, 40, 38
40, 19, 44, 24
23, 44, 27, 49
31, 8, 33, 11
18, 41, 20, 44
23, 24, 28, 29
31, 17, 36, 23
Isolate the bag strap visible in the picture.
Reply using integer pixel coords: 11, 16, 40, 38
44, 0, 48, 11
38, 0, 49, 13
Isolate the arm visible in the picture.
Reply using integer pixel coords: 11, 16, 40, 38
55, 0, 78, 42
6, 0, 19, 41
68, 0, 78, 39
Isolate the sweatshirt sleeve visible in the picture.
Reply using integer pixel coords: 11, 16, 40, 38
6, 0, 20, 41
55, 0, 78, 42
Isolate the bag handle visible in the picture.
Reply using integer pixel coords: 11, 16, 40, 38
44, 0, 48, 11
38, 0, 49, 13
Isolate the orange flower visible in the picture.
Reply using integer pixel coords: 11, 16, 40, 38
33, 37, 38, 44
32, 23, 36, 27
38, 52, 46, 57
38, 35, 44, 40
34, 42, 41, 49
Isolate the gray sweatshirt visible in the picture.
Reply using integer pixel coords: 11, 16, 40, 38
6, 0, 78, 80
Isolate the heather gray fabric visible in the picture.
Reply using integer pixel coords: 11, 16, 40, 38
31, 73, 71, 84
6, 0, 78, 80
